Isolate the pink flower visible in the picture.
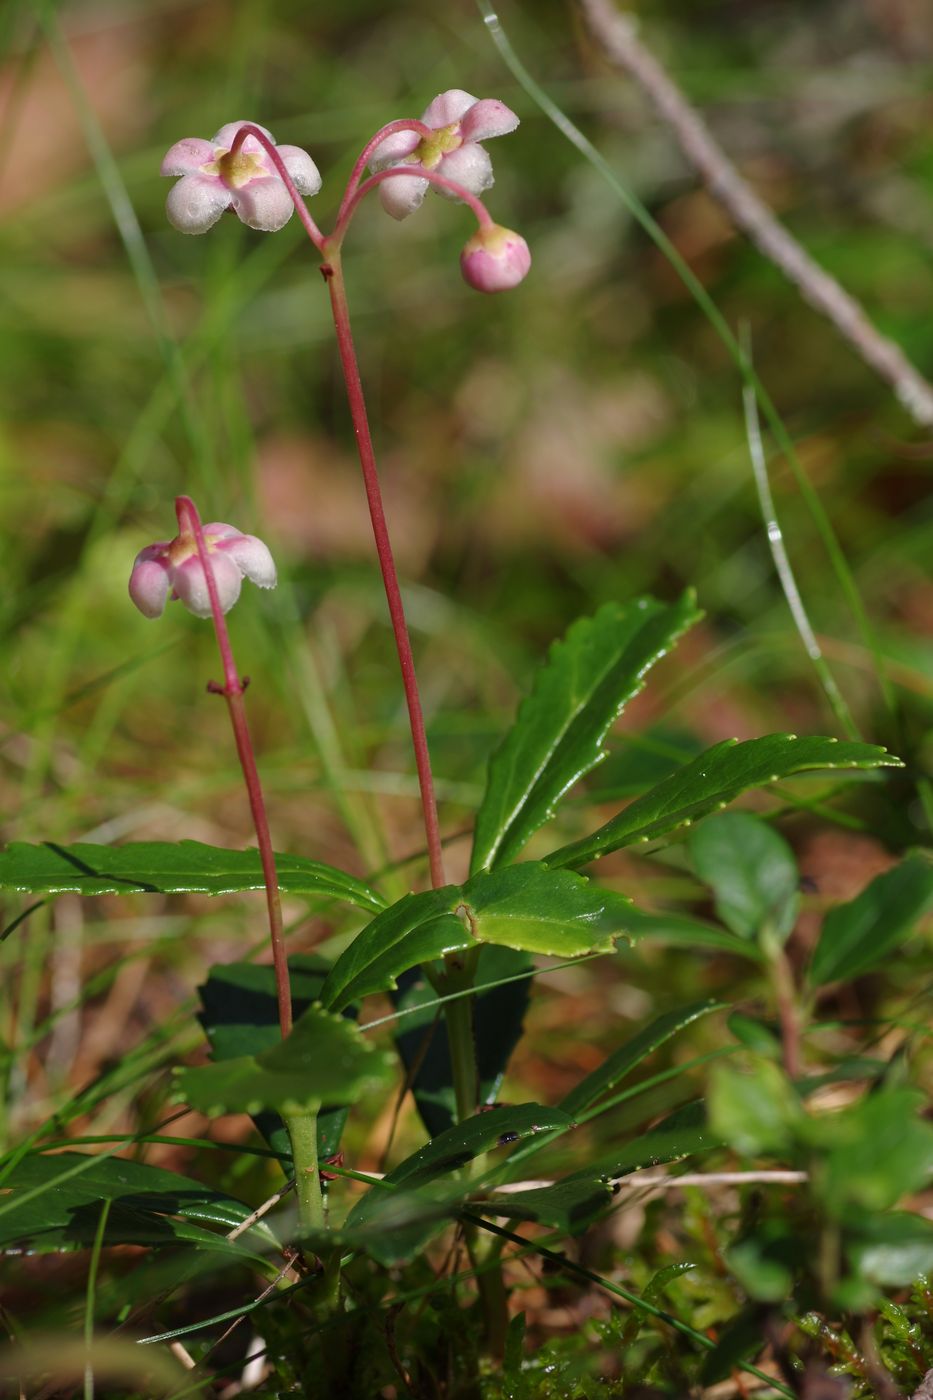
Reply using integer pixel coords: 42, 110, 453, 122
130, 519, 277, 620
460, 224, 531, 293
161, 122, 321, 234
368, 89, 519, 221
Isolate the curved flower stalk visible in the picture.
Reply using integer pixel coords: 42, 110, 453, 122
161, 121, 321, 233
130, 498, 291, 1040
367, 88, 519, 220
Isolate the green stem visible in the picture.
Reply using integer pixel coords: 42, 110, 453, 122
285, 1108, 324, 1234
442, 956, 480, 1123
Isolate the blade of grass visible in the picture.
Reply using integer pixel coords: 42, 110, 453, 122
476, 0, 897, 734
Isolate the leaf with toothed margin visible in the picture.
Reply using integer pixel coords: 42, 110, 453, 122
173, 1005, 394, 1117
471, 593, 701, 874
319, 864, 631, 1014
0, 840, 386, 913
543, 736, 901, 870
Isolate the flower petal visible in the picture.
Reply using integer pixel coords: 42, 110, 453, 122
436, 142, 494, 198
378, 170, 430, 220
212, 120, 275, 151
129, 557, 172, 619
230, 177, 294, 232
368, 129, 421, 171
277, 144, 323, 197
165, 173, 231, 234
421, 89, 477, 129
172, 552, 242, 618
161, 137, 216, 176
218, 532, 277, 589
459, 98, 519, 143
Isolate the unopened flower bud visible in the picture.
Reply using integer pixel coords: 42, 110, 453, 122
460, 224, 531, 294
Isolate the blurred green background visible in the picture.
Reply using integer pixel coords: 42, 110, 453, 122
1, 0, 932, 1120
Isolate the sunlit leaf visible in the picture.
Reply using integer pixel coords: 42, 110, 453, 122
472, 594, 701, 873
545, 736, 900, 869
0, 840, 385, 913
320, 864, 630, 1014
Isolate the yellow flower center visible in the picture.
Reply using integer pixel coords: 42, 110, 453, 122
416, 123, 462, 170
205, 148, 267, 188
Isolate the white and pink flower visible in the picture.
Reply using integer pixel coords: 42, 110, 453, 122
130, 520, 277, 619
368, 89, 519, 221
161, 122, 321, 234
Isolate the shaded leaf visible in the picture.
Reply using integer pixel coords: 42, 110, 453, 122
395, 946, 533, 1136
0, 1152, 272, 1257
689, 812, 799, 945
584, 728, 703, 802
486, 1102, 718, 1234
0, 840, 385, 913
545, 736, 900, 869
848, 1212, 933, 1288
198, 957, 351, 1163
320, 864, 629, 1014
347, 1104, 573, 1265
708, 1059, 803, 1158
809, 1088, 933, 1216
620, 905, 764, 960
561, 998, 724, 1119
809, 853, 933, 986
175, 1005, 394, 1117
471, 593, 701, 873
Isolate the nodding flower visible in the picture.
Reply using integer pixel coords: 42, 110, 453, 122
130, 509, 277, 620
161, 122, 321, 234
368, 89, 519, 221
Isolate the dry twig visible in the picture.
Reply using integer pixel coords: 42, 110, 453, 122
578, 0, 933, 428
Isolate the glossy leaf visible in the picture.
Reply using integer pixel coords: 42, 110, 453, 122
319, 888, 470, 1013
394, 946, 532, 1136
688, 812, 799, 945
561, 998, 724, 1119
348, 1104, 572, 1265
0, 1152, 272, 1256
545, 736, 900, 869
198, 957, 351, 1162
320, 863, 629, 1014
0, 840, 385, 913
471, 593, 701, 873
175, 1005, 394, 1117
809, 853, 933, 986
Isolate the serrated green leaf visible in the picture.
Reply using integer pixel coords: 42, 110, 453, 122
175, 1005, 394, 1117
0, 840, 385, 913
561, 999, 724, 1119
809, 853, 933, 986
544, 736, 900, 869
688, 812, 799, 945
198, 957, 351, 1163
348, 1104, 571, 1264
319, 888, 471, 1013
471, 594, 701, 874
0, 1152, 272, 1256
320, 863, 629, 1013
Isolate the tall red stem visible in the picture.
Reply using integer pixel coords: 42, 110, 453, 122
175, 495, 293, 1036
319, 254, 447, 890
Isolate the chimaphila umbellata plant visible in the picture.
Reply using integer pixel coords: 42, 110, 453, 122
4, 85, 933, 1400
